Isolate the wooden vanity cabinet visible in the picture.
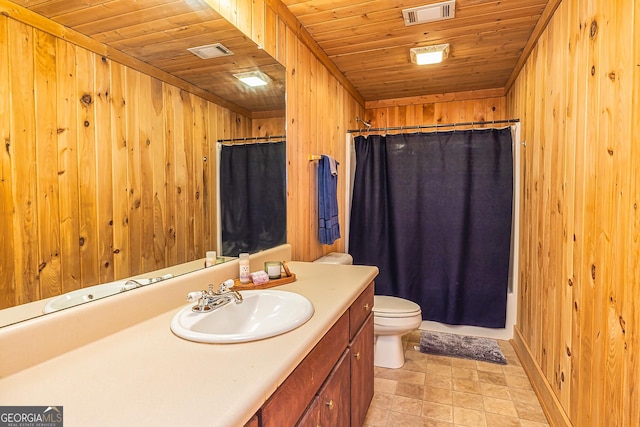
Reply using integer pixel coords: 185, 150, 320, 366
350, 314, 374, 426
243, 414, 259, 427
348, 282, 374, 426
261, 313, 349, 427
259, 282, 374, 427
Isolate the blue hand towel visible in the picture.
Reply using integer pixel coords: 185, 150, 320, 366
318, 155, 340, 245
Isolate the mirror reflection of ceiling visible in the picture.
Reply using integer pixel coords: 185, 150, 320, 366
11, 0, 285, 116
0, 0, 286, 327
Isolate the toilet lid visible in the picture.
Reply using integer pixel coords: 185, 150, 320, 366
373, 295, 421, 317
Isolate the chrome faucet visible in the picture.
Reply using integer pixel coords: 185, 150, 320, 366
120, 274, 173, 292
121, 279, 145, 291
187, 279, 243, 313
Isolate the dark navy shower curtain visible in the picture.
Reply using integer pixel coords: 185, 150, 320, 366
349, 128, 513, 328
220, 142, 286, 256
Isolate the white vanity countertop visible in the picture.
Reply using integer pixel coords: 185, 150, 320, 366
0, 262, 378, 427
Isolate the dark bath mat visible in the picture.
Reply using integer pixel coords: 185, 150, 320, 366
419, 331, 507, 365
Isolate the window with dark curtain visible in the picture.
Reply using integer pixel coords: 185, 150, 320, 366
220, 142, 286, 256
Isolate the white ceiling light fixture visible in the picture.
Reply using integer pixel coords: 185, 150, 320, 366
187, 43, 234, 59
234, 71, 270, 87
410, 43, 450, 65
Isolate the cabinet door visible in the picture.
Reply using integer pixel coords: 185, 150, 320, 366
243, 414, 259, 427
296, 396, 320, 427
350, 313, 374, 427
318, 350, 350, 427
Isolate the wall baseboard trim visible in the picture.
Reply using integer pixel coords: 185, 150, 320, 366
511, 327, 573, 427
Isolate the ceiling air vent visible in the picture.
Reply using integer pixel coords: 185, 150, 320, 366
402, 0, 456, 26
187, 43, 235, 59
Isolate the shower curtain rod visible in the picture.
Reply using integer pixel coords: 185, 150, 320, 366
218, 135, 286, 144
347, 119, 519, 134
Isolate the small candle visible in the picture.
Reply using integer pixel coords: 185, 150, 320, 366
205, 251, 217, 267
264, 261, 282, 279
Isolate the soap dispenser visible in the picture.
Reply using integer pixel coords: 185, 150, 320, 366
239, 253, 250, 284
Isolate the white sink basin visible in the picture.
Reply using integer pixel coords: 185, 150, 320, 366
170, 290, 314, 343
43, 281, 127, 313
42, 276, 171, 313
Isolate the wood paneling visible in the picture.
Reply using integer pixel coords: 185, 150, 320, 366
7, 0, 556, 109
211, 0, 366, 262
0, 0, 552, 324
264, 7, 364, 261
282, 0, 550, 101
3, 0, 284, 116
0, 16, 14, 309
363, 94, 506, 131
0, 14, 255, 309
251, 116, 286, 137
273, 0, 506, 262
506, 0, 639, 425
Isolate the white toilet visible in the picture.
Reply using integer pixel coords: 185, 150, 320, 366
372, 295, 422, 368
314, 252, 423, 369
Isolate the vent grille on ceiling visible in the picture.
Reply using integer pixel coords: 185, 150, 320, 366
402, 0, 456, 26
187, 43, 235, 59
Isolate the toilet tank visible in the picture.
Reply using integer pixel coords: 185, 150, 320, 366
314, 252, 353, 265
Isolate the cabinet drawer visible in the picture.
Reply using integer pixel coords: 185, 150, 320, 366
349, 282, 374, 340
261, 312, 349, 427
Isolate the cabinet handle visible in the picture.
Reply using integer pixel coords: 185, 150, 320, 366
326, 400, 334, 410
363, 303, 369, 311
354, 352, 361, 360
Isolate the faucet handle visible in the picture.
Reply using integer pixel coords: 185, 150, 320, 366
218, 279, 235, 293
186, 291, 204, 302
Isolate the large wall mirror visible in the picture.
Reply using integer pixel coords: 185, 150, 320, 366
0, 0, 286, 327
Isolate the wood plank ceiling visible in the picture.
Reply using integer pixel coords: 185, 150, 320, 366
282, 0, 551, 101
8, 0, 286, 115
9, 0, 551, 106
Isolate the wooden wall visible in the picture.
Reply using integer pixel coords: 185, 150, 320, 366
0, 14, 256, 309
284, 33, 364, 262
208, 0, 366, 262
506, 0, 639, 425
0, 0, 362, 307
363, 90, 506, 130
209, 0, 510, 263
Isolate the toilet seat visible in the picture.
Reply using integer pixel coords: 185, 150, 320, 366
373, 295, 421, 318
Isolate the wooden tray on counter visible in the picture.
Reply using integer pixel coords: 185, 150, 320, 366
233, 273, 297, 290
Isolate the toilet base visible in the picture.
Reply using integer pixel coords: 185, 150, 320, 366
374, 334, 406, 369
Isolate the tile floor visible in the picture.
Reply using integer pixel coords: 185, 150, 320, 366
364, 331, 549, 427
